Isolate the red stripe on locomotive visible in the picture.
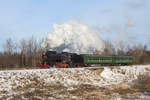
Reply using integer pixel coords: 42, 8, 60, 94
56, 62, 68, 68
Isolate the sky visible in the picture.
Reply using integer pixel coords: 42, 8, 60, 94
0, 0, 150, 50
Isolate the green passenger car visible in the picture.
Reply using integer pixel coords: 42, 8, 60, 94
112, 56, 133, 64
83, 55, 133, 65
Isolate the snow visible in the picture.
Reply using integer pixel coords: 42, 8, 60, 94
101, 65, 150, 84
0, 65, 150, 99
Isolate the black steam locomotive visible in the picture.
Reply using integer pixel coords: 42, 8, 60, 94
40, 51, 85, 68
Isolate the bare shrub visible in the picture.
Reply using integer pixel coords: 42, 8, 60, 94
131, 72, 150, 91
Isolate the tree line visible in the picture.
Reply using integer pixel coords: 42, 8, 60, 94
0, 37, 150, 69
0, 37, 46, 69
100, 40, 150, 64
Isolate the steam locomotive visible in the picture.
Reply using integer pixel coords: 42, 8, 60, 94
40, 51, 133, 68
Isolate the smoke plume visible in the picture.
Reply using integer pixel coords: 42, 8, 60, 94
43, 20, 104, 54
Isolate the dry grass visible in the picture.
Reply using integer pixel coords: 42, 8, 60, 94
5, 83, 113, 100
90, 68, 104, 75
112, 84, 135, 95
114, 83, 128, 90
131, 72, 150, 92
0, 66, 40, 70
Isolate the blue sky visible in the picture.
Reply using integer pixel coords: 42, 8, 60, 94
0, 0, 150, 50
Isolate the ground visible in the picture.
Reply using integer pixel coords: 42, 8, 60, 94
0, 65, 150, 100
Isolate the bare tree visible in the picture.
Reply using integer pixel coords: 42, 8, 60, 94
25, 36, 40, 67
43, 37, 51, 51
19, 39, 27, 67
102, 40, 116, 55
3, 38, 14, 55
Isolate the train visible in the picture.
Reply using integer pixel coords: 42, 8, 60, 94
40, 51, 133, 68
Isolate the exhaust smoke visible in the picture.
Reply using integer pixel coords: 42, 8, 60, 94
43, 20, 105, 54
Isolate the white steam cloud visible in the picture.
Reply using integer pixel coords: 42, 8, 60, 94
43, 20, 104, 54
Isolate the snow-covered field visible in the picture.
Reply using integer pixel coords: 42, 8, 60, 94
0, 65, 150, 100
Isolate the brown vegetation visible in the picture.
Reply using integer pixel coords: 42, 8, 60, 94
101, 40, 150, 64
0, 37, 46, 69
131, 72, 150, 92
